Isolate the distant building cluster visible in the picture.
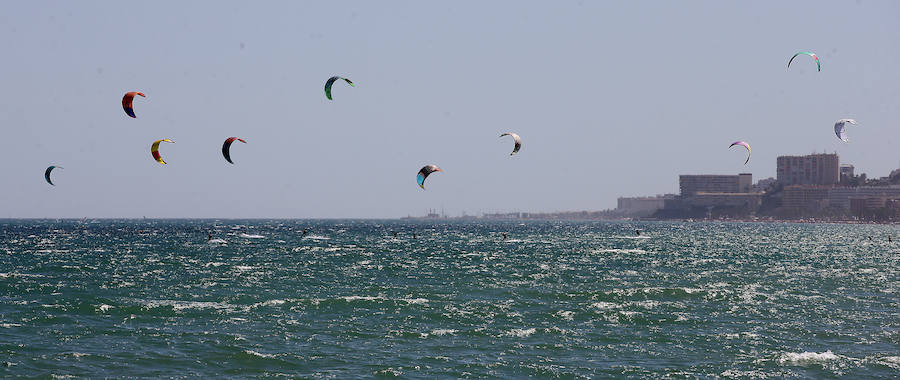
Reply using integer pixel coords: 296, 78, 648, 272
617, 152, 900, 221
776, 154, 840, 186
783, 185, 900, 211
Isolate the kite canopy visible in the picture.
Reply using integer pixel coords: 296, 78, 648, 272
788, 51, 820, 72
324, 76, 354, 100
729, 141, 751, 165
44, 166, 61, 186
834, 119, 858, 142
500, 132, 522, 156
122, 91, 146, 118
151, 139, 174, 164
222, 137, 247, 164
417, 165, 442, 189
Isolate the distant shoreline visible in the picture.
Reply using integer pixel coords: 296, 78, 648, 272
0, 217, 896, 225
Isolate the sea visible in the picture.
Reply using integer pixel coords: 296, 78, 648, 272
0, 219, 897, 378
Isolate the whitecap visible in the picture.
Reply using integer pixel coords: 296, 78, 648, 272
302, 235, 330, 240
629, 300, 660, 309
555, 310, 575, 320
777, 350, 839, 365
723, 332, 759, 339
238, 233, 265, 239
374, 367, 402, 377
431, 329, 457, 336
244, 350, 275, 359
505, 328, 537, 337
207, 238, 227, 244
342, 295, 384, 302
98, 304, 113, 312
593, 248, 647, 254
143, 299, 237, 312
604, 235, 652, 240
589, 301, 619, 310
882, 356, 900, 364
253, 299, 286, 307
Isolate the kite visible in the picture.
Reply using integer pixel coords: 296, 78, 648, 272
222, 137, 247, 164
500, 132, 522, 156
788, 52, 820, 72
417, 165, 442, 189
44, 166, 61, 186
151, 139, 174, 164
729, 141, 751, 165
834, 119, 857, 142
325, 76, 354, 100
122, 91, 146, 118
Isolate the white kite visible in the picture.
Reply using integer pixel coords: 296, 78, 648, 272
834, 119, 858, 142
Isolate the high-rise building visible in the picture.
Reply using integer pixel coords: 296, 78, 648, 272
776, 153, 839, 186
679, 174, 752, 196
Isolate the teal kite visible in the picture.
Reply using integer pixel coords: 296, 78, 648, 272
788, 51, 820, 72
417, 165, 442, 189
325, 76, 354, 100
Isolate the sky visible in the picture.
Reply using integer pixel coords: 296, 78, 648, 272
1, 1, 899, 218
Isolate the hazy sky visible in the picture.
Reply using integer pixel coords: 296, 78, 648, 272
2, 1, 898, 218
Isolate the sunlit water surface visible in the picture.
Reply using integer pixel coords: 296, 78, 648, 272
1, 220, 898, 378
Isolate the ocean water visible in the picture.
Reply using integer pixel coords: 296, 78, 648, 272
0, 220, 898, 378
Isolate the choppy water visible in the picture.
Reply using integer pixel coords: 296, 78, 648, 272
1, 220, 898, 378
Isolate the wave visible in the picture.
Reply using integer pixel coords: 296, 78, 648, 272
238, 233, 265, 239
340, 295, 428, 305
879, 356, 900, 369
777, 350, 839, 365
430, 328, 457, 336
302, 235, 330, 240
590, 301, 619, 310
142, 299, 240, 312
252, 299, 287, 308
602, 235, 652, 240
555, 310, 575, 320
592, 248, 647, 254
243, 350, 276, 359
505, 328, 536, 338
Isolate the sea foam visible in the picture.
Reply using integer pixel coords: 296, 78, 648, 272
777, 350, 839, 365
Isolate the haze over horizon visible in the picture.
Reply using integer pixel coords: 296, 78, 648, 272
2, 1, 898, 218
